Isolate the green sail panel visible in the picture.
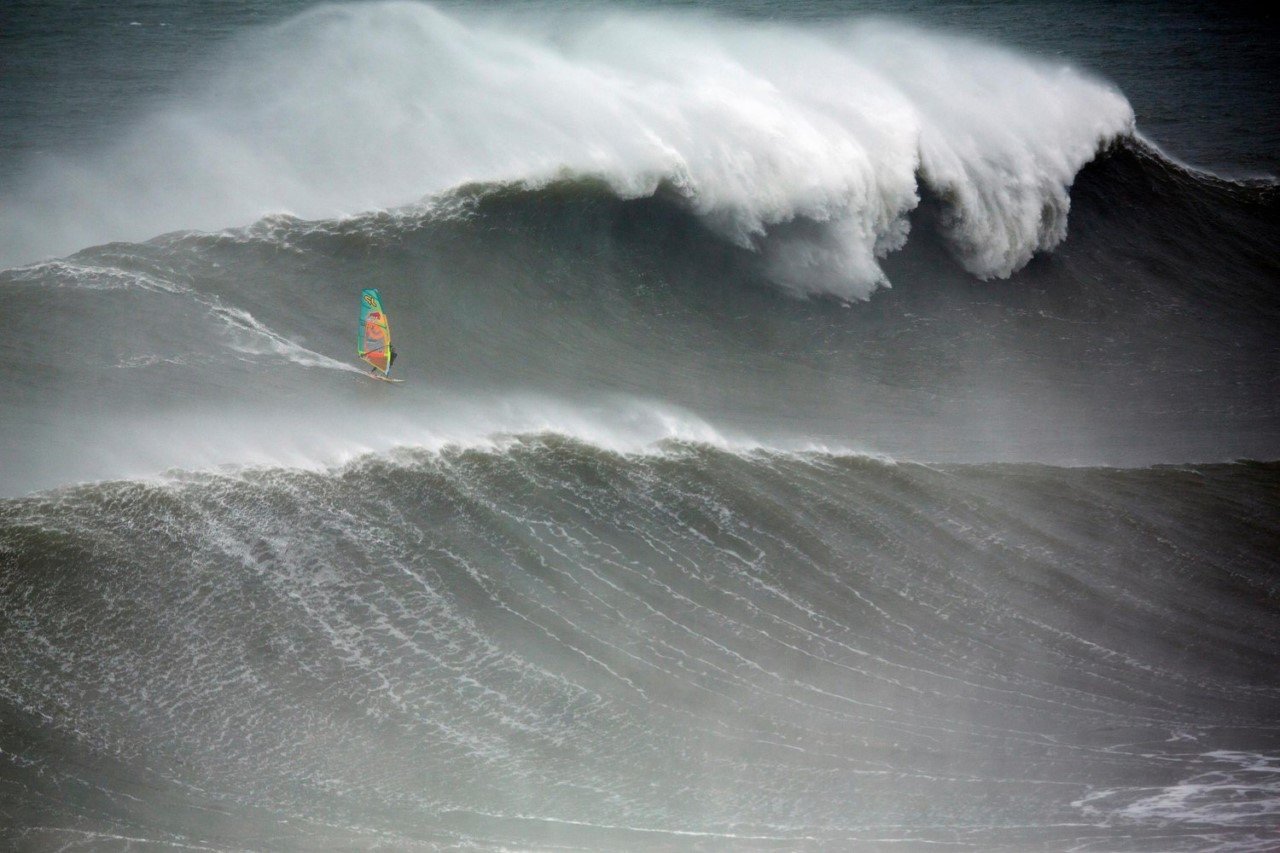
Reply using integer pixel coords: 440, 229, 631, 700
358, 288, 392, 374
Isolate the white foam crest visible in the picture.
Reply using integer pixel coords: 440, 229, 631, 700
184, 395, 779, 480
845, 22, 1134, 278
5, 392, 889, 497
203, 192, 480, 249
0, 3, 1133, 297
3, 259, 187, 293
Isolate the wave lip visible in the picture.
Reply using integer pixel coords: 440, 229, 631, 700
0, 3, 1132, 298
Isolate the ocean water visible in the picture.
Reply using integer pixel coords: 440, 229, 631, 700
1, 2, 1278, 850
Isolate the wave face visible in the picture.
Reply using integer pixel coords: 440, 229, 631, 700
2, 139, 1277, 495
2, 444, 1278, 851
2, 1, 1279, 850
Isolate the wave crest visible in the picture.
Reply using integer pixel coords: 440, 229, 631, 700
0, 3, 1133, 298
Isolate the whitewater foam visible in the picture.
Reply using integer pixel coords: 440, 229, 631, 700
0, 3, 1133, 298
4, 259, 189, 293
1074, 751, 1280, 841
209, 303, 359, 372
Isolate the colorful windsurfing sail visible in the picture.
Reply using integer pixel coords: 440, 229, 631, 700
358, 288, 393, 375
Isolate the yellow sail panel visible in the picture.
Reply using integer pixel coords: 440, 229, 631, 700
358, 288, 392, 374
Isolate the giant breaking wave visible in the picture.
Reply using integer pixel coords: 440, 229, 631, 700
0, 2, 1135, 298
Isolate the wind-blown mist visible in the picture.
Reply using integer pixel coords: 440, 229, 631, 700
0, 4, 1131, 297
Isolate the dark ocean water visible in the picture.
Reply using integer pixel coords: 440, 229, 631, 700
1, 2, 1278, 850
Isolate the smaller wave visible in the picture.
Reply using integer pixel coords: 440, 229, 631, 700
2, 258, 188, 293
3, 439, 1276, 850
0, 388, 891, 499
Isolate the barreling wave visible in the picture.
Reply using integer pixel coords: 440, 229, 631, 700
177, 133, 1279, 298
0, 1, 1135, 299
